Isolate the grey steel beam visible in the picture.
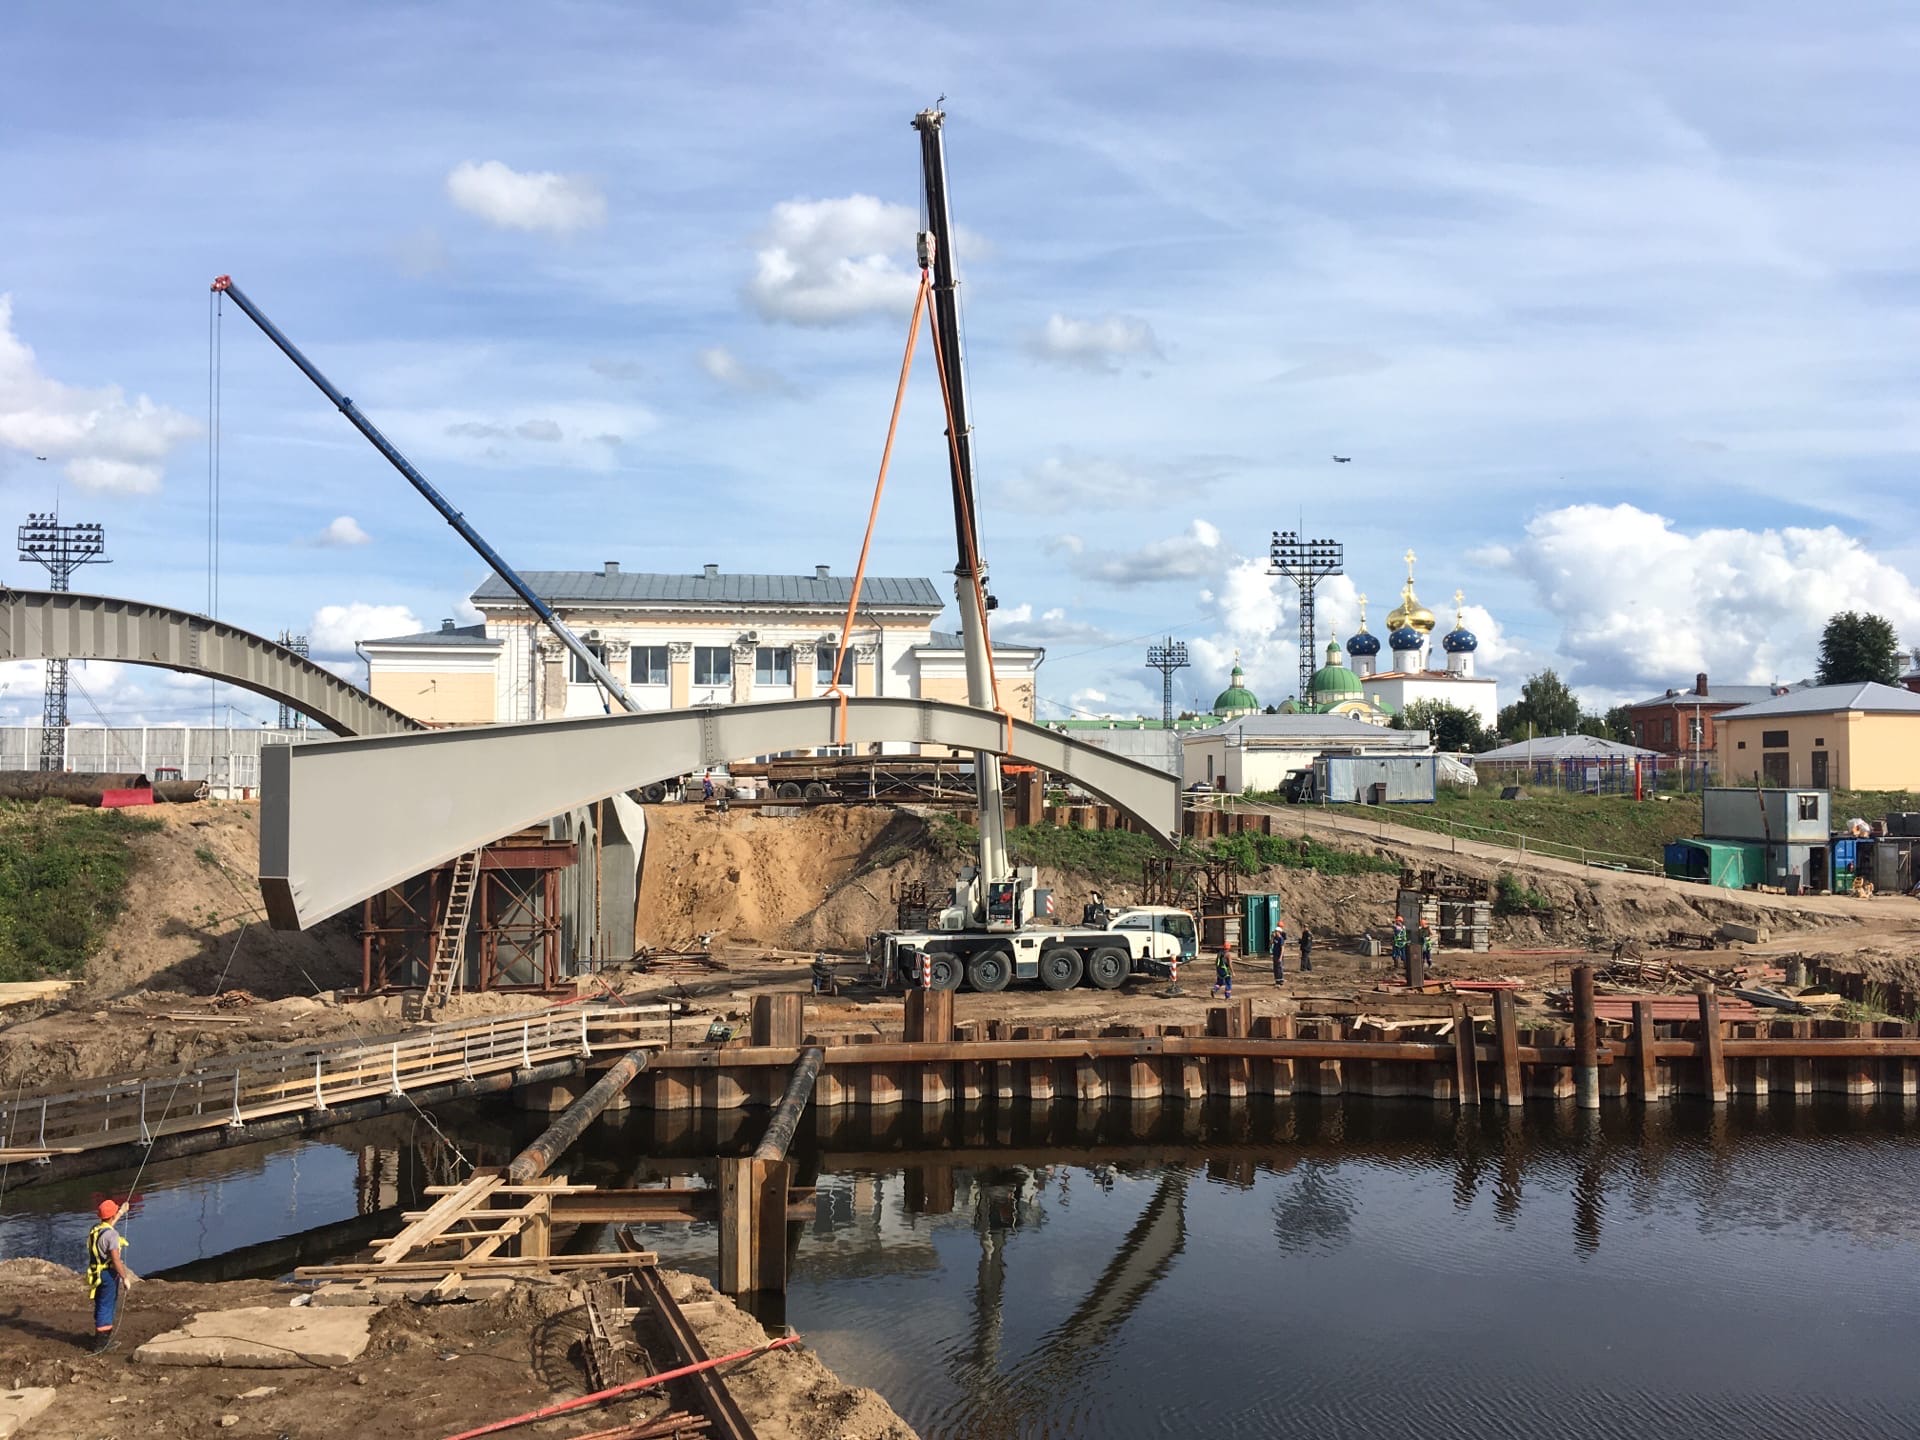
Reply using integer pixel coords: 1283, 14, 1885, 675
0, 589, 419, 738
259, 697, 1181, 928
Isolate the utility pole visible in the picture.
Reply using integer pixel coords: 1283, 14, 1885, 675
17, 513, 108, 771
1269, 530, 1342, 708
276, 630, 311, 729
1144, 639, 1190, 729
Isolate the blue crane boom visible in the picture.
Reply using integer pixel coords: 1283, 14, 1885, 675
209, 275, 637, 713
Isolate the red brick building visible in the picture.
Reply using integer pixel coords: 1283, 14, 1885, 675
1624, 673, 1785, 756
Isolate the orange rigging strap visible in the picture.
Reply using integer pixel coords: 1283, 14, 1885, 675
923, 298, 1015, 754
827, 267, 933, 743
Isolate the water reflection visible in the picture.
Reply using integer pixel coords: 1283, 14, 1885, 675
6, 1092, 1920, 1438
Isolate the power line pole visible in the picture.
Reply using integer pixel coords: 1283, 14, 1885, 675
1144, 639, 1190, 729
1269, 530, 1342, 707
17, 513, 108, 771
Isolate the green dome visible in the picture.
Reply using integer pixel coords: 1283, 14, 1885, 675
1309, 638, 1361, 702
1212, 663, 1260, 717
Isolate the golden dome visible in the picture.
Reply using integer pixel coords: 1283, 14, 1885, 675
1385, 548, 1435, 634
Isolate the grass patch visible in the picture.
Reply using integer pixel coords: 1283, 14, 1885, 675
1325, 787, 1705, 867
1206, 830, 1398, 878
1493, 871, 1553, 916
0, 800, 160, 982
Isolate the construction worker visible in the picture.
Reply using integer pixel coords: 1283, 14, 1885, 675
1210, 945, 1234, 1000
1269, 922, 1287, 985
1299, 926, 1314, 974
701, 773, 715, 804
1420, 921, 1435, 970
1391, 915, 1409, 971
85, 1199, 137, 1352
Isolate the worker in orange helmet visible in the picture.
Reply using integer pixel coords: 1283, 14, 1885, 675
85, 1198, 139, 1352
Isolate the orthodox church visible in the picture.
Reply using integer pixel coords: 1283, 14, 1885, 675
1290, 550, 1499, 728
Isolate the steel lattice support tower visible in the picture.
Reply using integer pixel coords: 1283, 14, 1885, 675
17, 513, 109, 770
276, 630, 311, 729
1144, 639, 1190, 730
1268, 530, 1342, 707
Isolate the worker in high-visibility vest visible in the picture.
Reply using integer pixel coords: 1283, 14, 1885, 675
85, 1198, 138, 1352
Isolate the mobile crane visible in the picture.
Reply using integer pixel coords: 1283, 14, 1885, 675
869, 112, 1197, 993
208, 276, 637, 714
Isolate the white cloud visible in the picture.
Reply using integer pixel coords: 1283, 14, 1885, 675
1504, 504, 1920, 691
315, 515, 371, 548
309, 602, 422, 657
1018, 451, 1232, 513
1073, 519, 1224, 586
992, 603, 1114, 650
410, 403, 650, 470
1025, 313, 1164, 373
746, 196, 924, 326
0, 295, 197, 495
445, 160, 606, 235
515, 418, 562, 442
696, 345, 793, 395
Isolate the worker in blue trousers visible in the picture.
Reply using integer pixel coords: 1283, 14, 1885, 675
1210, 946, 1235, 999
1392, 915, 1409, 972
85, 1198, 138, 1352
1299, 926, 1314, 973
1270, 922, 1287, 985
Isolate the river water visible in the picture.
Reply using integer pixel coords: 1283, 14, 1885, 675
5, 1096, 1918, 1439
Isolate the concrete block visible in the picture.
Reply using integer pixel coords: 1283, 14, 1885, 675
0, 1388, 56, 1439
134, 1306, 371, 1368
1717, 922, 1768, 945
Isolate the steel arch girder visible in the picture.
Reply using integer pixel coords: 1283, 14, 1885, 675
259, 697, 1182, 929
0, 589, 420, 738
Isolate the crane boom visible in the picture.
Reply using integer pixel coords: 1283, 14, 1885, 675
913, 108, 1011, 905
208, 275, 638, 713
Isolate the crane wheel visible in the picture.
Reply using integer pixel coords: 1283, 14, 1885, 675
1087, 946, 1130, 990
776, 782, 803, 800
966, 946, 1013, 993
1039, 946, 1084, 991
641, 782, 668, 803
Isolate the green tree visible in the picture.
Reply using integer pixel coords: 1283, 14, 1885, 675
1395, 699, 1491, 752
1601, 704, 1634, 743
1496, 668, 1581, 739
1816, 611, 1898, 685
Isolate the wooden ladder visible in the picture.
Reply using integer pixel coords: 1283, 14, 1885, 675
420, 849, 482, 1018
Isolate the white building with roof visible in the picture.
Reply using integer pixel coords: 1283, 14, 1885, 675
358, 562, 1042, 735
1181, 713, 1433, 794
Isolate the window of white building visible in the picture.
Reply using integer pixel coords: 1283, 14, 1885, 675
630, 645, 668, 686
693, 647, 732, 687
755, 646, 793, 686
817, 647, 855, 685
570, 643, 608, 684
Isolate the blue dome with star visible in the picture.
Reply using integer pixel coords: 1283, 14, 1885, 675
1389, 626, 1422, 651
1443, 626, 1478, 653
1346, 628, 1381, 657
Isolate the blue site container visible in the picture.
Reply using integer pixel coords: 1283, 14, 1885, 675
1833, 838, 1858, 870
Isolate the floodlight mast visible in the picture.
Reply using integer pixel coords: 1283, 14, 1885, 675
17, 513, 109, 770
1269, 531, 1343, 706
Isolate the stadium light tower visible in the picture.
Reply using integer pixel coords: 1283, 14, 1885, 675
1268, 530, 1342, 707
18, 513, 109, 770
1144, 638, 1191, 730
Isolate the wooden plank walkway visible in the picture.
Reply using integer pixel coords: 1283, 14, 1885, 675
0, 1003, 688, 1160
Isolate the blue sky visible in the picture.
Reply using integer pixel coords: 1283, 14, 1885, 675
3, 1, 1918, 729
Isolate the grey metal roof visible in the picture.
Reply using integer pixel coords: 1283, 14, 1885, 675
1473, 733, 1657, 762
361, 622, 499, 647
917, 628, 1042, 653
470, 569, 943, 611
1717, 681, 1920, 720
1630, 683, 1779, 708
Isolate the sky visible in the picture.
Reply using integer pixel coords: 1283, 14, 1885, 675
3, 1, 1919, 731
